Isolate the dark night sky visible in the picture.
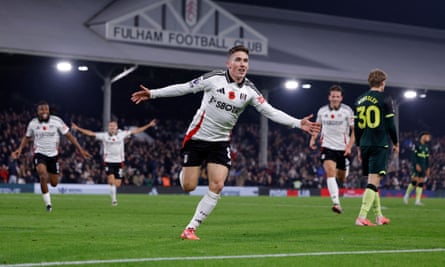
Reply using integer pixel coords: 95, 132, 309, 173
1, 53, 444, 135
220, 0, 445, 30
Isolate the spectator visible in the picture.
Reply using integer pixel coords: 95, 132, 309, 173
0, 163, 8, 183
7, 156, 19, 184
1, 109, 445, 192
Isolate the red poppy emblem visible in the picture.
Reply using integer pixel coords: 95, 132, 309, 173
257, 96, 265, 104
43, 126, 47, 131
229, 91, 236, 100
331, 114, 335, 119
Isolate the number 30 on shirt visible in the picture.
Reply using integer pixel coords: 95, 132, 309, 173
356, 105, 381, 129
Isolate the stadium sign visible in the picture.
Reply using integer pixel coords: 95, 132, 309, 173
189, 186, 259, 196
34, 184, 110, 195
0, 184, 34, 193
104, 0, 268, 55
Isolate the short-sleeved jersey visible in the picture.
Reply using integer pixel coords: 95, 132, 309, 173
354, 90, 398, 147
316, 103, 354, 151
95, 130, 131, 163
25, 115, 69, 157
150, 70, 301, 143
412, 143, 430, 172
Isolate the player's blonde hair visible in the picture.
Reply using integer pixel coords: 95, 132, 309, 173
368, 69, 387, 88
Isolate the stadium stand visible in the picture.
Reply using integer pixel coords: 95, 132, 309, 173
1, 109, 444, 191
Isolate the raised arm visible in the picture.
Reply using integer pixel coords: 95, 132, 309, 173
130, 119, 157, 135
255, 101, 321, 135
131, 85, 152, 104
300, 114, 321, 136
131, 79, 204, 104
71, 122, 96, 137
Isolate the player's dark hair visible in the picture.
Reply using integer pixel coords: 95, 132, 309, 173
228, 45, 249, 56
329, 85, 343, 95
419, 131, 430, 139
37, 100, 49, 108
36, 100, 51, 113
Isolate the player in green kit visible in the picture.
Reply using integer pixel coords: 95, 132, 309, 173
403, 132, 431, 206
354, 69, 399, 226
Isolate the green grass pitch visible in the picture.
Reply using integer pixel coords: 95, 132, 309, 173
1, 193, 444, 266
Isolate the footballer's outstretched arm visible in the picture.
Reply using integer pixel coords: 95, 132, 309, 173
130, 119, 157, 135
71, 122, 96, 137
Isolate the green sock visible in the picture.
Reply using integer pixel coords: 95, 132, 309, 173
405, 183, 414, 198
359, 188, 376, 218
373, 191, 383, 217
416, 187, 423, 203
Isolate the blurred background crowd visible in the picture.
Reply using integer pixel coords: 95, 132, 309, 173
1, 109, 444, 191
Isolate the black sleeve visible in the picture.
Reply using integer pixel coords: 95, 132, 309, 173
384, 96, 398, 145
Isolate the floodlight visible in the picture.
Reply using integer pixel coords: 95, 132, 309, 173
56, 61, 72, 72
301, 83, 312, 89
78, 65, 89, 71
284, 80, 299, 90
403, 90, 417, 99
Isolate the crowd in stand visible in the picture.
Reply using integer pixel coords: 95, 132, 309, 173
1, 109, 445, 191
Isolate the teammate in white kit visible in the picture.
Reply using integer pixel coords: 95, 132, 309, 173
309, 85, 355, 214
71, 119, 156, 206
11, 101, 91, 212
131, 45, 321, 240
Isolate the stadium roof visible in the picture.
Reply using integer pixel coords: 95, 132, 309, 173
1, 0, 445, 90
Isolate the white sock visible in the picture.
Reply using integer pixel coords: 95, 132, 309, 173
110, 185, 117, 202
179, 170, 184, 190
42, 192, 51, 206
186, 190, 220, 229
345, 158, 350, 178
327, 177, 340, 205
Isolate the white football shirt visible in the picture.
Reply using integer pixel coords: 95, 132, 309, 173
25, 115, 69, 157
95, 130, 131, 163
150, 69, 302, 143
316, 103, 354, 151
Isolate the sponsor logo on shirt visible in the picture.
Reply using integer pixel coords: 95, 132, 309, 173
322, 120, 344, 126
35, 131, 57, 138
208, 96, 241, 114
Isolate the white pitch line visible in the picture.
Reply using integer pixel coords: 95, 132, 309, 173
2, 248, 445, 267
